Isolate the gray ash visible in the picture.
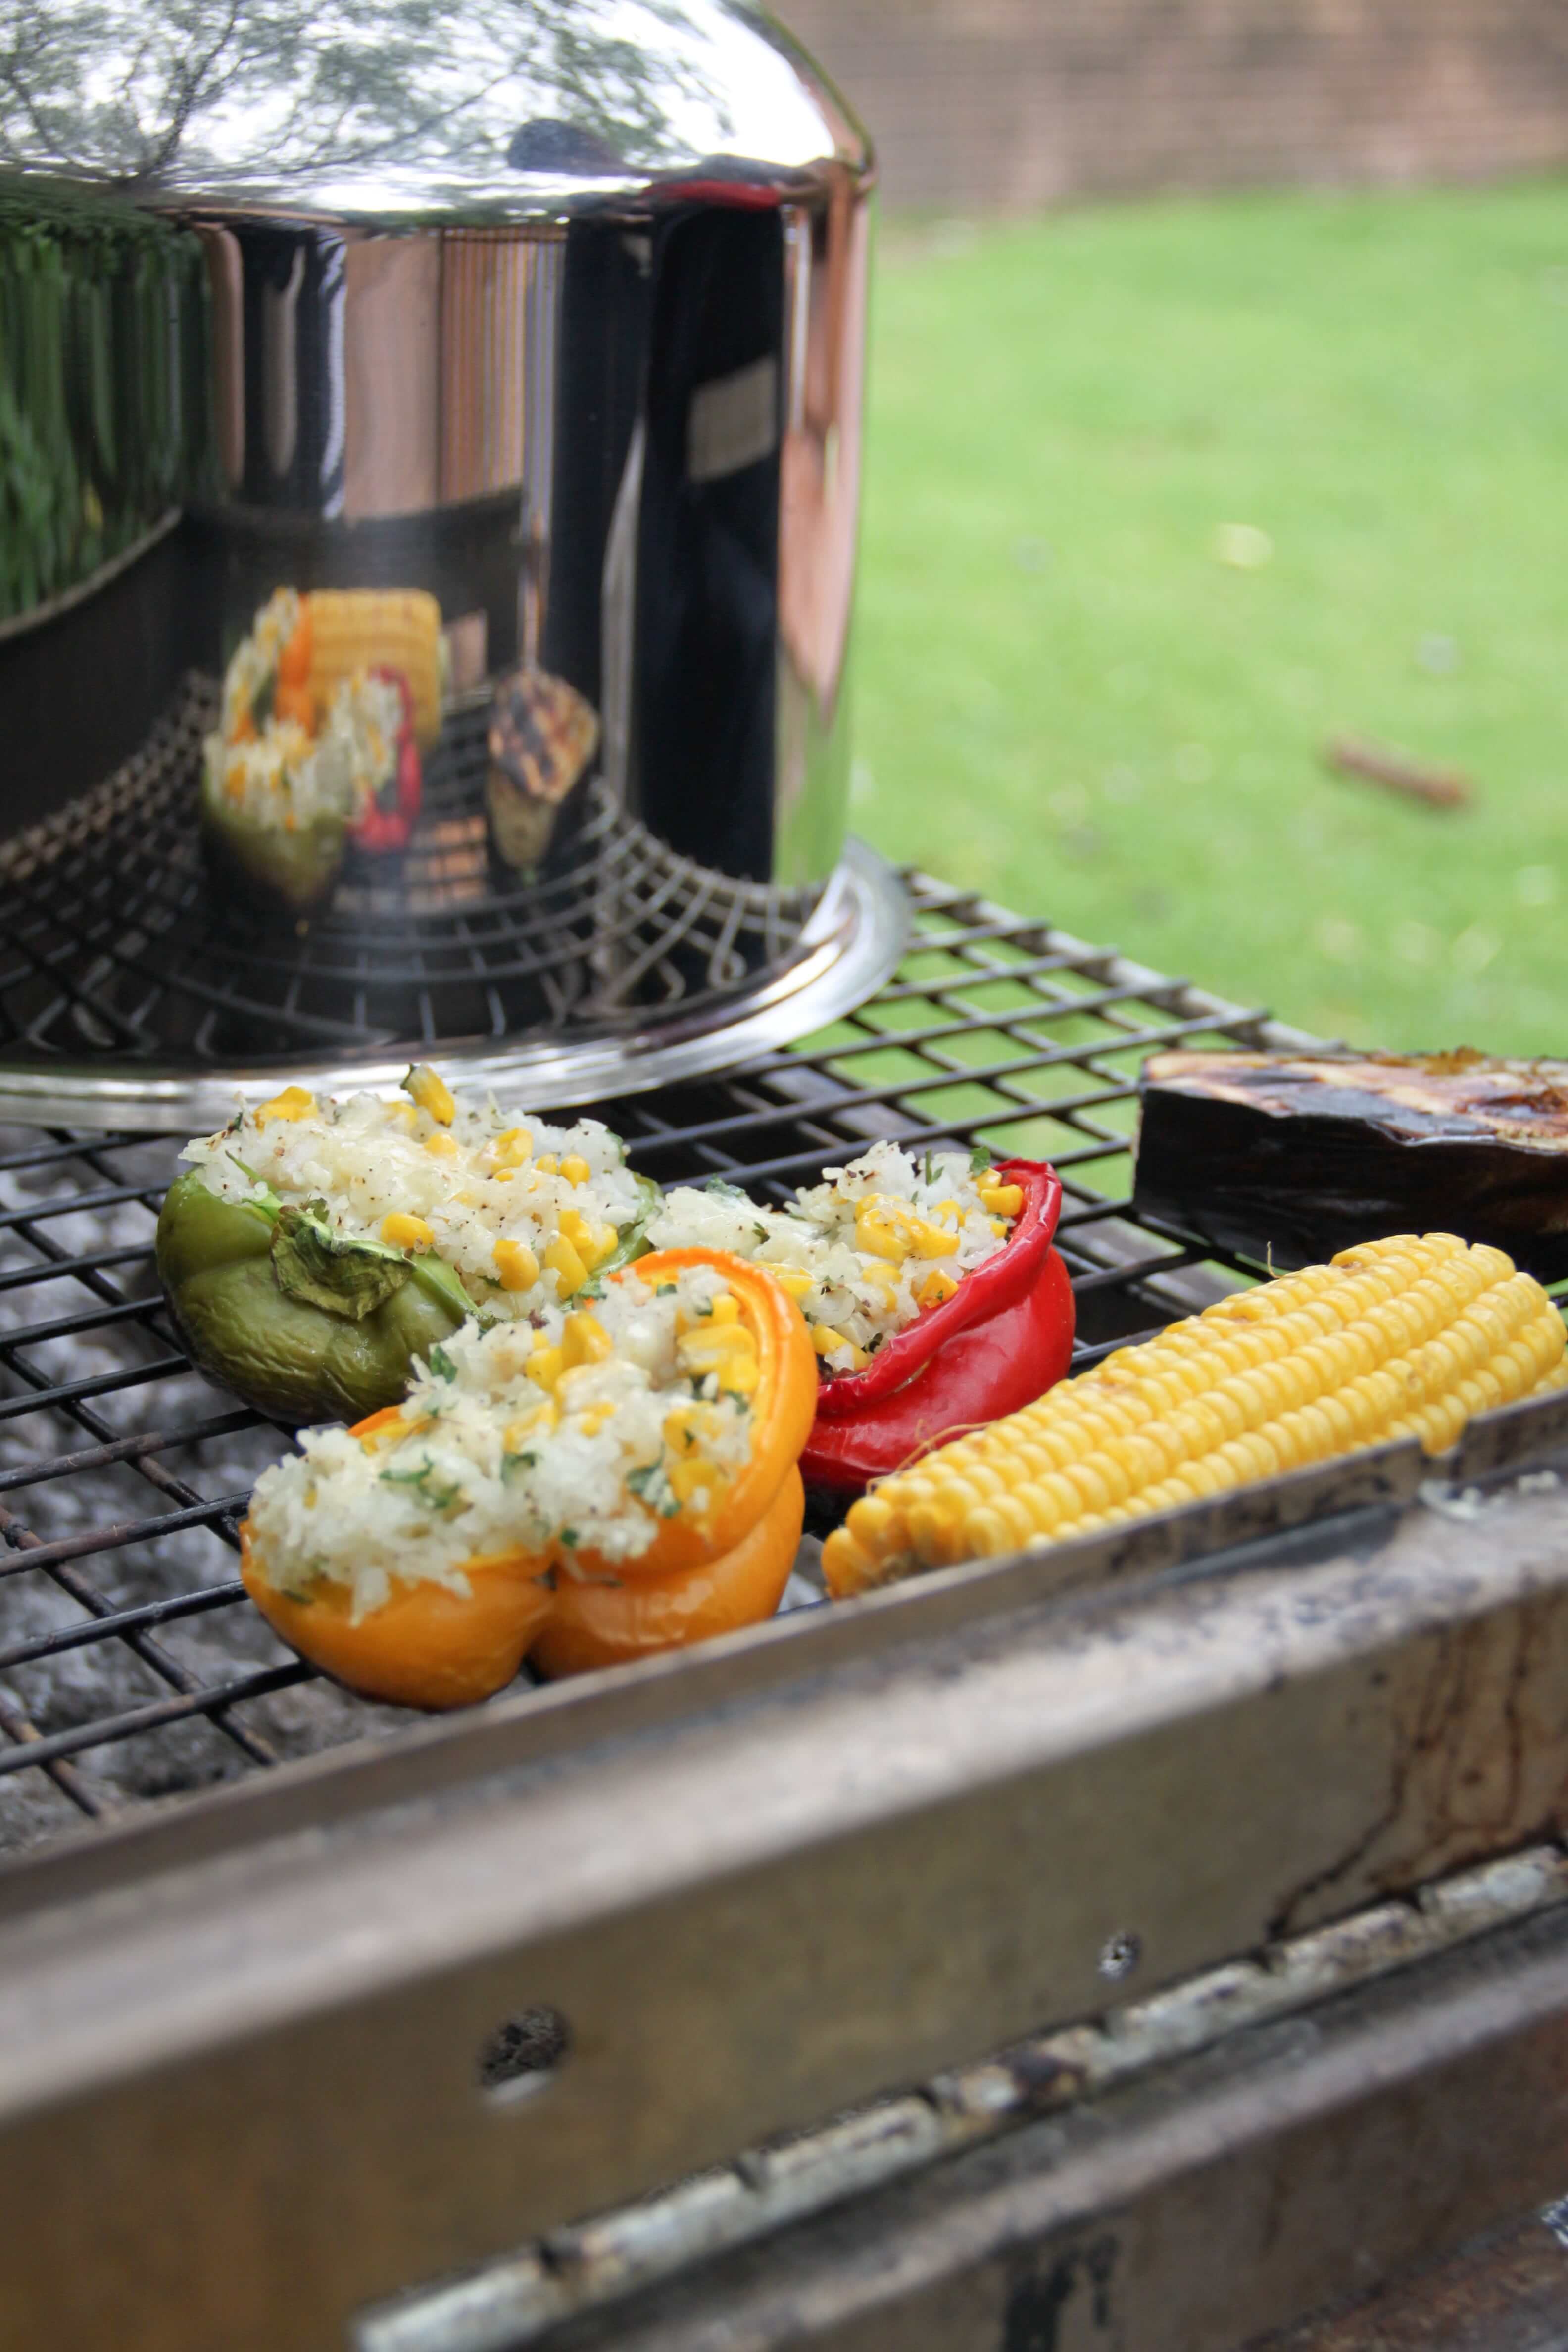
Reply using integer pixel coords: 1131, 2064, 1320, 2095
0, 1129, 409, 1858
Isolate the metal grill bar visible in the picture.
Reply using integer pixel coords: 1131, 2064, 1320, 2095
0, 875, 1315, 1853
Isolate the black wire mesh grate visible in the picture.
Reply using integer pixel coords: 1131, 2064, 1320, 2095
0, 677, 825, 1064
0, 875, 1291, 1856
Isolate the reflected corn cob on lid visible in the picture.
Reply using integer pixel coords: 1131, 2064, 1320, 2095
208, 586, 437, 833
181, 1065, 656, 1323
245, 1260, 764, 1621
648, 1141, 1023, 1371
306, 588, 444, 752
824, 1232, 1568, 1596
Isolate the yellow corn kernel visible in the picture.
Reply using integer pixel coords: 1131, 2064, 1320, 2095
402, 1063, 455, 1126
534, 1154, 559, 1177
769, 1266, 814, 1301
558, 1207, 617, 1271
562, 1311, 613, 1371
969, 1166, 994, 1189
256, 1086, 315, 1127
988, 1218, 1008, 1238
526, 1343, 565, 1394
305, 588, 443, 749
854, 1202, 910, 1264
386, 1101, 419, 1131
381, 1213, 433, 1251
667, 1455, 713, 1506
544, 1233, 588, 1298
917, 1268, 961, 1310
979, 1182, 1024, 1218
820, 1231, 1568, 1599
492, 1237, 541, 1293
811, 1325, 869, 1370
663, 1402, 701, 1453
709, 1294, 741, 1325
493, 1126, 533, 1168
424, 1129, 459, 1159
678, 1320, 760, 1394
504, 1403, 556, 1450
560, 1154, 591, 1188
577, 1401, 616, 1437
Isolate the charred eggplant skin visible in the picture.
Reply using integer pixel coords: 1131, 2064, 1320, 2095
1132, 1050, 1568, 1280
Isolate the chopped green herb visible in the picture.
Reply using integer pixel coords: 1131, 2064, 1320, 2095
560, 1527, 579, 1548
426, 1343, 458, 1382
970, 1144, 993, 1174
702, 1177, 749, 1201
656, 1282, 677, 1296
502, 1450, 537, 1478
378, 1458, 462, 1511
923, 1150, 934, 1187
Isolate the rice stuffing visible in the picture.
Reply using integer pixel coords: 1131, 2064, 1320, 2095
204, 588, 404, 831
647, 1140, 1021, 1372
180, 1070, 650, 1321
246, 1263, 757, 1618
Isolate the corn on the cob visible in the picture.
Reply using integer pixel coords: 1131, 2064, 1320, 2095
306, 589, 443, 751
822, 1233, 1568, 1598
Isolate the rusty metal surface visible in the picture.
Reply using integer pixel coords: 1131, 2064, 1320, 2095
3, 1421, 1568, 2348
357, 1844, 1568, 2352
497, 1905, 1568, 2352
1252, 2211, 1568, 2349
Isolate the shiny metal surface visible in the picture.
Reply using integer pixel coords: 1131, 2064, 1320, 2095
0, 1, 873, 1101
0, 834, 907, 1132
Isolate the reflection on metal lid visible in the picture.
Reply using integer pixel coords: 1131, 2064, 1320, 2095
0, 0, 870, 223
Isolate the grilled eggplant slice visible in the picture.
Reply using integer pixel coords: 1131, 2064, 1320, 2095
1133, 1049, 1568, 1278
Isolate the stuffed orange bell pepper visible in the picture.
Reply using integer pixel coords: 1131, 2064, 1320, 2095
239, 1247, 815, 1708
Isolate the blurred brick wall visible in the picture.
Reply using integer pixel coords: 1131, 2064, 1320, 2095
778, 1, 1568, 207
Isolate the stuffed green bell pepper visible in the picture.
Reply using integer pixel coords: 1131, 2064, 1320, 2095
156, 1065, 660, 1424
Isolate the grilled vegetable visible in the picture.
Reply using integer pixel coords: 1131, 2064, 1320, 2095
1134, 1049, 1568, 1279
530, 1468, 805, 1678
823, 1232, 1568, 1596
345, 668, 422, 854
198, 755, 350, 914
486, 665, 600, 873
800, 1158, 1075, 1496
651, 1147, 1077, 1495
157, 1169, 474, 1425
305, 589, 444, 752
158, 1075, 661, 1424
238, 1251, 816, 1707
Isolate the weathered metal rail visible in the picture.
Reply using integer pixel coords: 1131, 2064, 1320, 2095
3, 1389, 1568, 2350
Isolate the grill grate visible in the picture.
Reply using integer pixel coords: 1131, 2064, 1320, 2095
0, 678, 825, 1065
0, 875, 1299, 1856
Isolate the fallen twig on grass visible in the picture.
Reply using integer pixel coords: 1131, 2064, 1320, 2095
1324, 735, 1472, 809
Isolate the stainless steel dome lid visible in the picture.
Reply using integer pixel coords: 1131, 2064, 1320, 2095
0, 3, 906, 1128
1, 0, 869, 221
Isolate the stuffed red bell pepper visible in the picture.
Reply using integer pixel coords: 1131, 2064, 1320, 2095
645, 1145, 1075, 1497
347, 666, 423, 854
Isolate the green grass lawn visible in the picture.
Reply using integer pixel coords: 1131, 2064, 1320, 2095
852, 182, 1568, 1053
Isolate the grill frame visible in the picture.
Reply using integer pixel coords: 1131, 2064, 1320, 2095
4, 880, 1568, 2351
0, 869, 1317, 1853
